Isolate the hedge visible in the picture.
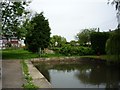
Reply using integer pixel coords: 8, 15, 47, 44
52, 44, 94, 56
90, 32, 109, 55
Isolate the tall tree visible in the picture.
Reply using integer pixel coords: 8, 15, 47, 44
106, 0, 120, 62
25, 12, 51, 52
106, 29, 120, 61
50, 35, 67, 47
76, 28, 96, 46
2, 1, 30, 40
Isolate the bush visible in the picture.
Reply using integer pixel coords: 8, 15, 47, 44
52, 44, 94, 56
51, 47, 61, 54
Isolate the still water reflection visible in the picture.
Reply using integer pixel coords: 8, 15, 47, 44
35, 61, 120, 88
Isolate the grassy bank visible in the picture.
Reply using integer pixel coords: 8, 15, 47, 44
2, 49, 66, 60
21, 60, 38, 89
2, 48, 105, 60
2, 48, 117, 63
2, 49, 39, 59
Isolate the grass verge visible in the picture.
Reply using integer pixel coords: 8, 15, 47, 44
2, 49, 66, 60
2, 49, 39, 60
21, 60, 38, 89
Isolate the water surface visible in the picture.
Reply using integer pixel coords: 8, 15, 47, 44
35, 61, 120, 88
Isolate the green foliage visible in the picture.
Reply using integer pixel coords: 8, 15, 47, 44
69, 40, 78, 46
106, 29, 120, 61
50, 35, 67, 48
21, 60, 38, 89
90, 32, 109, 54
50, 47, 61, 54
22, 83, 38, 90
56, 44, 94, 56
2, 1, 30, 39
21, 60, 29, 75
76, 28, 96, 45
25, 12, 51, 52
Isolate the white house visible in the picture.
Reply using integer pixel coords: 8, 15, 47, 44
0, 37, 25, 49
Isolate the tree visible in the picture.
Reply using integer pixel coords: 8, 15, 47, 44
106, 29, 120, 61
108, 0, 120, 28
106, 0, 120, 62
25, 12, 51, 52
69, 40, 78, 46
2, 1, 30, 40
76, 28, 96, 46
50, 35, 67, 48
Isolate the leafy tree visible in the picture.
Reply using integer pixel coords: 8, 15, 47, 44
76, 28, 96, 45
108, 0, 120, 28
25, 12, 51, 52
69, 40, 78, 46
50, 35, 67, 47
106, 29, 120, 61
2, 1, 30, 40
106, 0, 120, 62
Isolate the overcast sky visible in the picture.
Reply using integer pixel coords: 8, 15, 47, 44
28, 0, 117, 42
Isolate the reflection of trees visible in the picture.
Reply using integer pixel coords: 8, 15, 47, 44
49, 63, 93, 73
34, 62, 120, 88
76, 65, 120, 88
50, 63, 78, 72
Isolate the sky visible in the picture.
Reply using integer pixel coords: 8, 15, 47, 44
28, 0, 118, 42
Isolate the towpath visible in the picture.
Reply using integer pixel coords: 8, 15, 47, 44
2, 60, 25, 88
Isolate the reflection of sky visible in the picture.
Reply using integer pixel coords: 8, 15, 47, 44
35, 62, 120, 88
29, 0, 117, 41
86, 69, 91, 74
48, 69, 105, 88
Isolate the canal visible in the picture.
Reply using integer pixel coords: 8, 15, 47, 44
34, 59, 120, 88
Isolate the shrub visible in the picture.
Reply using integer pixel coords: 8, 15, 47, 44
53, 44, 94, 56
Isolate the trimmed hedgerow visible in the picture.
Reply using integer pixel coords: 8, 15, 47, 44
90, 32, 109, 55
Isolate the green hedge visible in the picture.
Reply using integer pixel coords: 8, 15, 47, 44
90, 32, 109, 55
52, 45, 94, 56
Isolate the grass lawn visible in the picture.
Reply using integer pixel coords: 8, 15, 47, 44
2, 48, 65, 60
2, 49, 39, 60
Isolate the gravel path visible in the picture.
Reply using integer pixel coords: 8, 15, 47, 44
2, 60, 25, 88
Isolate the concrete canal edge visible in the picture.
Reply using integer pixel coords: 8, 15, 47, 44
25, 57, 106, 88
25, 60, 52, 88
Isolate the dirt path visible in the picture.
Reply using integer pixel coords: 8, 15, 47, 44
2, 60, 25, 88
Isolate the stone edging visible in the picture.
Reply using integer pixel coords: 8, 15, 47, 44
25, 60, 52, 88
31, 57, 81, 63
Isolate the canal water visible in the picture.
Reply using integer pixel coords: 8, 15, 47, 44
34, 60, 120, 88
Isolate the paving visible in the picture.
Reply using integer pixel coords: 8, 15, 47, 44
26, 61, 52, 88
2, 60, 25, 88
